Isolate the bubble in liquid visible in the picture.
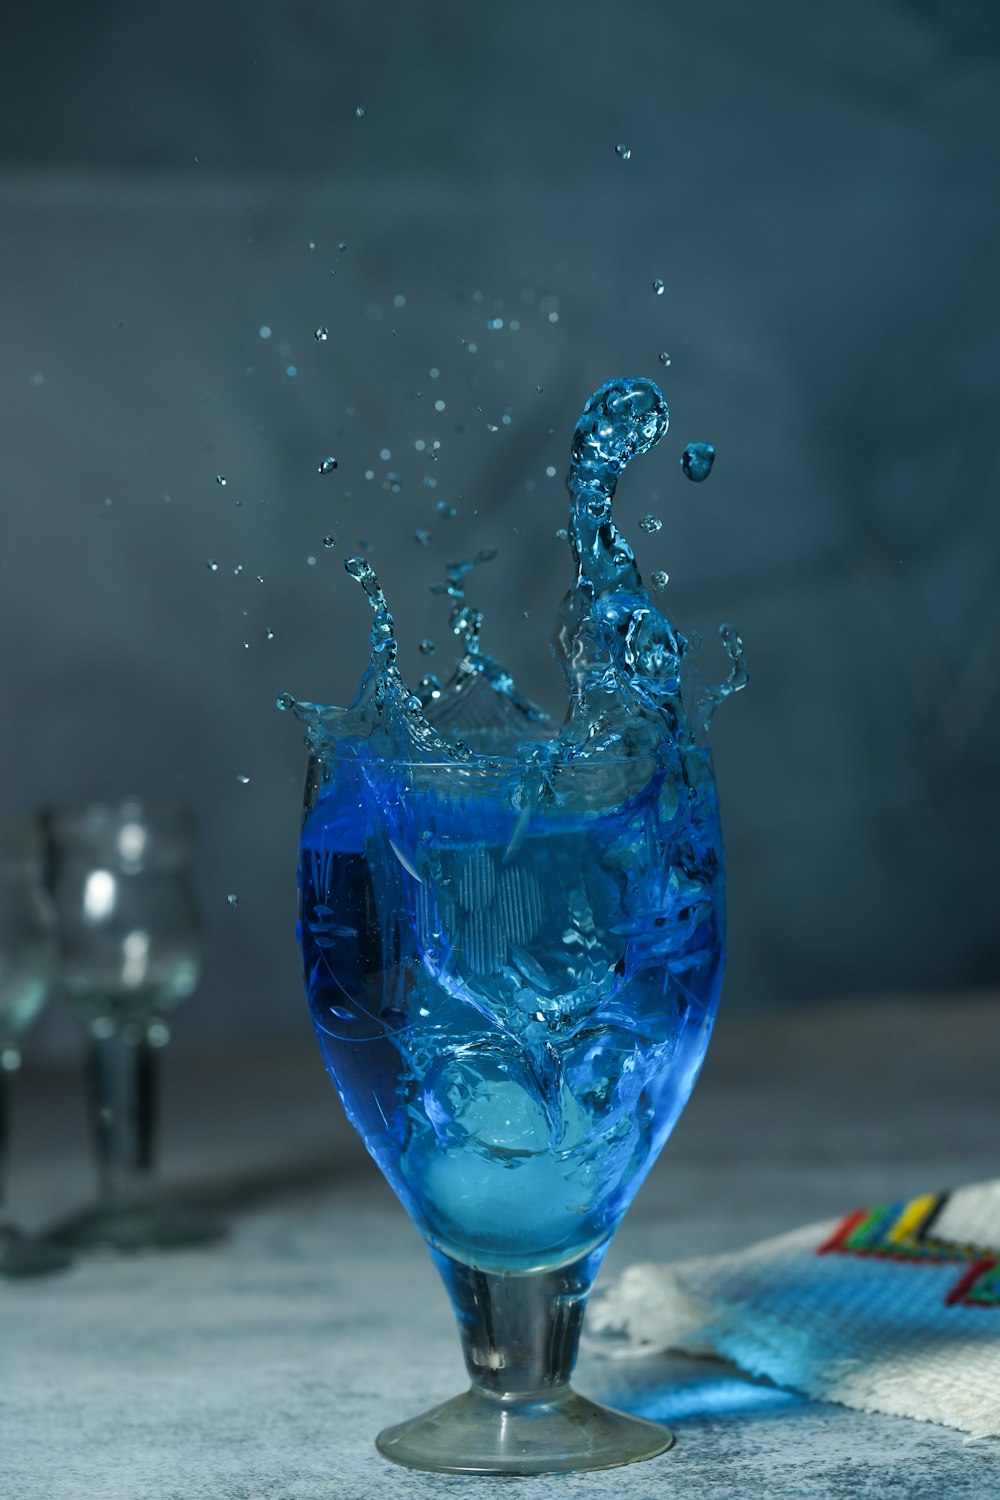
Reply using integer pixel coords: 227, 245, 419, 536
216, 475, 227, 486
236, 774, 250, 785
436, 501, 457, 519
659, 351, 671, 366
418, 638, 435, 656
639, 513, 663, 534
276, 691, 295, 711
650, 570, 669, 592
226, 893, 239, 908
614, 142, 631, 161
323, 534, 335, 549
414, 529, 431, 546
681, 441, 715, 482
206, 560, 220, 572
314, 327, 329, 342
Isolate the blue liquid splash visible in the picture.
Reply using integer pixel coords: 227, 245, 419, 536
293, 377, 745, 1273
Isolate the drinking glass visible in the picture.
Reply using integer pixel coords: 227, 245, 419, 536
299, 746, 725, 1473
40, 799, 223, 1251
0, 818, 71, 1277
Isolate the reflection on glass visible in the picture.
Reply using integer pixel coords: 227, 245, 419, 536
41, 798, 223, 1252
0, 818, 71, 1277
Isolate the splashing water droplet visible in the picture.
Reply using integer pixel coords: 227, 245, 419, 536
216, 475, 227, 486
681, 442, 715, 482
323, 534, 335, 549
355, 105, 366, 119
659, 351, 671, 366
639, 514, 663, 534
338, 241, 347, 253
414, 529, 431, 546
266, 629, 275, 641
275, 692, 295, 711
418, 639, 435, 657
319, 456, 338, 475
206, 560, 219, 573
614, 142, 631, 160
436, 501, 457, 519
653, 279, 665, 296
236, 774, 250, 785
226, 893, 239, 908
650, 569, 669, 592
314, 327, 329, 342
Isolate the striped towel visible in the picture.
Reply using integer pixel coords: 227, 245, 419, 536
588, 1180, 1000, 1438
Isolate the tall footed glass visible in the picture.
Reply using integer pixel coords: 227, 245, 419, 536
299, 745, 725, 1473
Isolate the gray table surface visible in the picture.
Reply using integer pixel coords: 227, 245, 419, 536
3, 993, 999, 1500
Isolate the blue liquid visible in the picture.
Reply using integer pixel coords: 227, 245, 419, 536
292, 377, 743, 1274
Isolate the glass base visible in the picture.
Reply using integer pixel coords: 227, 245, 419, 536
376, 1386, 674, 1475
46, 1200, 226, 1253
0, 1224, 73, 1278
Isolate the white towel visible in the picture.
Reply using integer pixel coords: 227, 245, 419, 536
589, 1180, 1000, 1439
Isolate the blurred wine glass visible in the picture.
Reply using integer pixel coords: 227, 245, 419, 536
40, 799, 223, 1251
0, 817, 71, 1277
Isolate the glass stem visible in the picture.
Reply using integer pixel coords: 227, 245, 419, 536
433, 1247, 605, 1398
87, 1028, 156, 1208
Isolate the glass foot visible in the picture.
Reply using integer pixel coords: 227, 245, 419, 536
45, 1201, 226, 1253
0, 1224, 73, 1278
377, 1387, 674, 1475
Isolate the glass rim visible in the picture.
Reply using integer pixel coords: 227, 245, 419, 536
312, 749, 707, 771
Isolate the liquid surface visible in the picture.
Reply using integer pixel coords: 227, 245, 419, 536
293, 377, 745, 1272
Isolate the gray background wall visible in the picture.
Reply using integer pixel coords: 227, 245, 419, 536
1, 0, 998, 1051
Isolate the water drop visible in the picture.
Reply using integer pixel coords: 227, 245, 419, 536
434, 399, 446, 412
233, 564, 243, 576
681, 442, 715, 482
318, 456, 338, 474
286, 365, 297, 378
307, 555, 317, 566
226, 893, 239, 908
554, 527, 568, 540
355, 105, 366, 119
314, 326, 329, 342
258, 325, 272, 340
653, 279, 665, 296
323, 534, 335, 549
650, 570, 669, 592
545, 466, 557, 478
338, 241, 347, 253
614, 142, 631, 161
659, 351, 671, 367
418, 674, 442, 702
639, 513, 663, 534
436, 501, 457, 519
265, 629, 275, 641
404, 695, 422, 714
414, 529, 431, 546
386, 472, 402, 493
236, 774, 250, 785
275, 692, 295, 711
216, 474, 227, 486
418, 638, 435, 656
206, 560, 219, 572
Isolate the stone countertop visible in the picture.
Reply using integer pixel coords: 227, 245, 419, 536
2, 993, 999, 1499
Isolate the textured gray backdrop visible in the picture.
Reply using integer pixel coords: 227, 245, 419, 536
1, 0, 998, 1052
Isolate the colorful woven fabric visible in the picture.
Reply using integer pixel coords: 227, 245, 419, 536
589, 1178, 1000, 1438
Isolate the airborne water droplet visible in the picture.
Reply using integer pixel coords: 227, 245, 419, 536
414, 529, 431, 546
265, 629, 275, 641
614, 142, 631, 161
206, 560, 219, 572
338, 241, 347, 253
236, 774, 250, 785
355, 105, 365, 119
323, 534, 335, 549
681, 442, 715, 482
653, 279, 665, 296
418, 639, 435, 656
435, 501, 457, 519
275, 692, 295, 711
639, 514, 662, 534
659, 351, 671, 366
314, 327, 329, 342
226, 893, 239, 908
650, 570, 669, 592
216, 474, 227, 486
